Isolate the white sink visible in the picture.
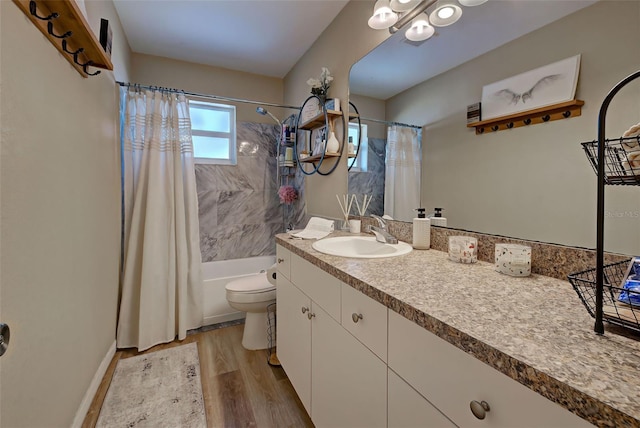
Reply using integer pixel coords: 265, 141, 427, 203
312, 236, 413, 259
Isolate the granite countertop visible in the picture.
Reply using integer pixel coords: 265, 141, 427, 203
275, 233, 640, 427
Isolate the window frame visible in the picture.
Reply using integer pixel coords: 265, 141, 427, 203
348, 122, 368, 172
188, 98, 237, 165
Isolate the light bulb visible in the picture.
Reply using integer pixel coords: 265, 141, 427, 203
429, 1, 462, 27
437, 6, 454, 19
405, 13, 435, 42
368, 0, 398, 29
459, 0, 488, 6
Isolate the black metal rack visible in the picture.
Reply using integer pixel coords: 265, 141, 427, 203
577, 70, 640, 335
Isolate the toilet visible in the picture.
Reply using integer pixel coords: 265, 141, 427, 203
225, 265, 277, 350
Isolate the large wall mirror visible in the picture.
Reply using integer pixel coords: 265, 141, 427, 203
349, 0, 640, 255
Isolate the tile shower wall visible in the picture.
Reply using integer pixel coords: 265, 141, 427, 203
348, 137, 386, 216
196, 122, 306, 262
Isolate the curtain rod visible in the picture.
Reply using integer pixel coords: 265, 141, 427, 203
358, 116, 422, 130
117, 81, 301, 111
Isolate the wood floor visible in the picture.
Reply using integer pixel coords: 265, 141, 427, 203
82, 324, 314, 427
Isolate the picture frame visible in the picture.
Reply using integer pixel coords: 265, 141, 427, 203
100, 18, 113, 57
481, 55, 581, 120
312, 126, 327, 155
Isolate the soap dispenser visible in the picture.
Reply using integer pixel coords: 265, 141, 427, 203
429, 208, 447, 227
412, 208, 431, 250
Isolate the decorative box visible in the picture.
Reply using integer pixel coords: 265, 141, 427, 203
495, 244, 531, 277
448, 236, 477, 264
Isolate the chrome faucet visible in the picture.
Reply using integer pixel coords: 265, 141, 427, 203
368, 215, 398, 244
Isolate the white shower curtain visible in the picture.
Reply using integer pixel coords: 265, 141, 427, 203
118, 87, 203, 351
384, 126, 422, 222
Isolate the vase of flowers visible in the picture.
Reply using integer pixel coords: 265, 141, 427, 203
306, 67, 333, 104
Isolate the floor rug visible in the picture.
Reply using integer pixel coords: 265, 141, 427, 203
96, 342, 206, 428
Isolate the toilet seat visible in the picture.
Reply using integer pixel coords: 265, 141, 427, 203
225, 273, 275, 293
226, 273, 276, 304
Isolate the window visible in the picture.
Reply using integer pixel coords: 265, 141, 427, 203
188, 99, 236, 165
348, 123, 368, 172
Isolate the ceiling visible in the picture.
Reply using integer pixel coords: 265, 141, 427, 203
112, 0, 349, 78
113, 0, 597, 100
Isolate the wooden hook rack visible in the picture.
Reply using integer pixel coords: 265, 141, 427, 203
13, 0, 113, 77
467, 100, 584, 135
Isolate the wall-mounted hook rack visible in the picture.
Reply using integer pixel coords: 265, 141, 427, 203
467, 100, 584, 135
13, 0, 113, 77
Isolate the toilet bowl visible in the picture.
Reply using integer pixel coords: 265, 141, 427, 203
225, 268, 276, 350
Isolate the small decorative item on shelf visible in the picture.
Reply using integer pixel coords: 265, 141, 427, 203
307, 67, 333, 104
325, 98, 340, 112
278, 185, 298, 205
99, 18, 112, 57
326, 131, 339, 154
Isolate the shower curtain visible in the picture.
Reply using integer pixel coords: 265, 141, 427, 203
117, 87, 203, 351
384, 126, 422, 222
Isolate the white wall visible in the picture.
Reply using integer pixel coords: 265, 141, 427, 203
284, 0, 390, 219
0, 0, 130, 425
386, 1, 640, 255
131, 53, 285, 123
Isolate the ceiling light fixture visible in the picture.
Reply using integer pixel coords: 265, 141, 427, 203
389, 0, 422, 12
405, 13, 435, 41
429, 1, 462, 27
458, 0, 488, 6
367, 0, 399, 30
368, 0, 487, 38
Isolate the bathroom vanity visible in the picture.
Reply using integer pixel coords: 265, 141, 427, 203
275, 233, 640, 427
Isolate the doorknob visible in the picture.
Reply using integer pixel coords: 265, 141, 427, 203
0, 323, 10, 357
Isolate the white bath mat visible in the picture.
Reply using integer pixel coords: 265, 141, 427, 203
96, 342, 206, 428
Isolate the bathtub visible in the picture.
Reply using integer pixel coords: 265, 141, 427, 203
201, 255, 276, 326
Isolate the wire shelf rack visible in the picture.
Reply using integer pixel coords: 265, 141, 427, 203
568, 260, 640, 334
581, 136, 640, 185
266, 302, 280, 366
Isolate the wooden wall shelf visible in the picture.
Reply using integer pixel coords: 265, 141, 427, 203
467, 100, 584, 135
299, 152, 340, 164
298, 110, 342, 130
13, 0, 113, 77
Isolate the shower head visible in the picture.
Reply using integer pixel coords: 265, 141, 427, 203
256, 106, 281, 126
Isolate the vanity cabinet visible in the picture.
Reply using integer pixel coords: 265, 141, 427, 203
388, 310, 592, 428
388, 369, 456, 428
276, 246, 386, 427
275, 245, 291, 280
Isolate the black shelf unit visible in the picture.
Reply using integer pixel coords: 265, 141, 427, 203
581, 70, 640, 335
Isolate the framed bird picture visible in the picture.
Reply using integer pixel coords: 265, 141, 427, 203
481, 55, 581, 120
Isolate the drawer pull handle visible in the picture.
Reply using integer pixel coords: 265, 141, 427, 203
470, 400, 490, 420
307, 312, 316, 320
301, 307, 309, 314
352, 313, 363, 323
277, 258, 285, 263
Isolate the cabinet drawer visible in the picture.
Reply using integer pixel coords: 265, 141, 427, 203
276, 245, 291, 280
290, 253, 341, 321
388, 310, 592, 427
341, 283, 388, 362
388, 369, 455, 428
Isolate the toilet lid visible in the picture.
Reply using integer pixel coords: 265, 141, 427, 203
225, 273, 275, 293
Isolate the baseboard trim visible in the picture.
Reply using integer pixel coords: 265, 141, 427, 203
203, 311, 245, 326
71, 340, 116, 428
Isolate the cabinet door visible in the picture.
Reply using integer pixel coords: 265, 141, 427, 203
277, 276, 312, 414
388, 369, 456, 428
276, 244, 291, 280
341, 282, 388, 362
311, 303, 387, 428
388, 310, 592, 428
